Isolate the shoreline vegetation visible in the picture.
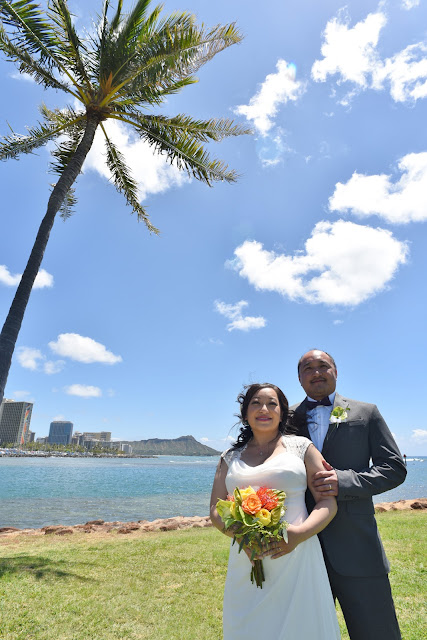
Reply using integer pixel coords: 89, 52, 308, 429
1, 498, 425, 539
0, 509, 425, 640
0, 435, 221, 457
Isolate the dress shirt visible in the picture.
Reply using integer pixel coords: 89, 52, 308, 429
306, 392, 336, 452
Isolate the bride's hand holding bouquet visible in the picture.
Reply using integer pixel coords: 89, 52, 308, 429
216, 485, 288, 588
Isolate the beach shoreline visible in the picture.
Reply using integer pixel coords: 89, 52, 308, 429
0, 498, 425, 541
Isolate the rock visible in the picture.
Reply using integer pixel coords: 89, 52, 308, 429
55, 528, 74, 535
117, 522, 140, 534
85, 520, 105, 525
375, 506, 387, 513
0, 527, 21, 533
410, 501, 427, 510
42, 525, 66, 535
159, 522, 179, 531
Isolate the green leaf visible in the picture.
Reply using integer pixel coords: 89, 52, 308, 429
238, 506, 257, 527
101, 124, 159, 234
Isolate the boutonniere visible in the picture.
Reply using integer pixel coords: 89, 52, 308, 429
330, 406, 350, 424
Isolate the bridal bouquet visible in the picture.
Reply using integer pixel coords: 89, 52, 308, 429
216, 486, 288, 588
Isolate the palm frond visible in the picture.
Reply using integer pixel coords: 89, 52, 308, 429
131, 117, 240, 184
98, 20, 242, 108
0, 0, 88, 99
116, 0, 152, 48
164, 22, 243, 76
0, 0, 60, 67
55, 184, 77, 220
108, 0, 123, 33
101, 123, 159, 234
45, 115, 86, 176
47, 0, 92, 91
39, 102, 85, 130
95, 1, 162, 88
0, 22, 74, 92
116, 112, 252, 143
0, 115, 83, 161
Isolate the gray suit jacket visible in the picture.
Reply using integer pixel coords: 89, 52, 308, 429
291, 393, 407, 577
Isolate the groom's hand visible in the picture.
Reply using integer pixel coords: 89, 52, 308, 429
312, 460, 338, 496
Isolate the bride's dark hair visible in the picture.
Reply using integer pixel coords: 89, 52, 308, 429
231, 383, 299, 450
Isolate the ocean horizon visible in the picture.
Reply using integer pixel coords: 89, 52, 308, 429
1, 455, 425, 530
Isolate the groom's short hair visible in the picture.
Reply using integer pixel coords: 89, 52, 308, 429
297, 349, 337, 374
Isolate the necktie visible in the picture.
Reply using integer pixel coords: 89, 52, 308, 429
306, 397, 332, 410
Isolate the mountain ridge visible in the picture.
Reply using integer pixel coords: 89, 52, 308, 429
120, 434, 220, 456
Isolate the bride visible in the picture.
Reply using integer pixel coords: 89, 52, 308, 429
210, 383, 341, 639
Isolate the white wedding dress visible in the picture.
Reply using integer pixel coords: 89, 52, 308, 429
222, 435, 341, 640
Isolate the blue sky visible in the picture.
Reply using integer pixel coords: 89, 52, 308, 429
1, 0, 427, 454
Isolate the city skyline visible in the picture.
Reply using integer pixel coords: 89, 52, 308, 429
1, 0, 427, 455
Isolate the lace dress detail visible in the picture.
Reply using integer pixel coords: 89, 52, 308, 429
221, 434, 340, 640
221, 435, 312, 467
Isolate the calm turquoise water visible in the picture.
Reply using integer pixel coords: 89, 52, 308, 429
0, 455, 425, 529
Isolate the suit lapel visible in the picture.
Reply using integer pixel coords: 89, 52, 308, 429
293, 400, 311, 440
322, 393, 350, 451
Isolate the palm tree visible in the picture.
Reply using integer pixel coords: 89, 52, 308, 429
0, 0, 250, 403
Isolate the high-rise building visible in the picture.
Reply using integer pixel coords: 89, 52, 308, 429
0, 399, 33, 446
48, 421, 73, 445
82, 431, 111, 442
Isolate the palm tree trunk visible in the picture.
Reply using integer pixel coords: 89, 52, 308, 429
0, 115, 100, 404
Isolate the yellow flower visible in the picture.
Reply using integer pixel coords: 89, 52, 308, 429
255, 508, 271, 526
229, 502, 236, 518
239, 486, 256, 500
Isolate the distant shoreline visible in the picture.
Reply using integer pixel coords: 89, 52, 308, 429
0, 451, 157, 458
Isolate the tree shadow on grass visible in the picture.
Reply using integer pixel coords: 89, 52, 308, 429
0, 555, 94, 582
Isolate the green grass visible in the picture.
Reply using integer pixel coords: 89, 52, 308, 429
0, 511, 425, 639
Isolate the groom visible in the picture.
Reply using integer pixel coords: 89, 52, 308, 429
292, 349, 406, 640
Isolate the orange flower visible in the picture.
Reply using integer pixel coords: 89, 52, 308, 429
256, 487, 279, 511
241, 493, 263, 515
226, 494, 235, 502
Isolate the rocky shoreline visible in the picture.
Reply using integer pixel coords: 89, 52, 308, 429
373, 497, 427, 512
0, 515, 213, 539
0, 498, 425, 541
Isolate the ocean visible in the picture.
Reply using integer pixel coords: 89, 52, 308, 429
0, 455, 425, 529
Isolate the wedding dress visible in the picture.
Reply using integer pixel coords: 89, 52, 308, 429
222, 435, 341, 640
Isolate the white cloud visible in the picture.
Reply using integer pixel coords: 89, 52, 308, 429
49, 333, 122, 364
411, 429, 427, 442
256, 129, 294, 167
312, 9, 427, 105
83, 118, 190, 202
234, 60, 305, 136
11, 390, 34, 401
372, 43, 427, 102
402, 0, 420, 9
312, 11, 386, 87
34, 269, 54, 288
17, 347, 44, 371
64, 384, 102, 398
329, 152, 427, 223
229, 220, 408, 307
0, 266, 53, 289
214, 300, 266, 332
10, 71, 35, 83
43, 360, 65, 375
17, 346, 64, 374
